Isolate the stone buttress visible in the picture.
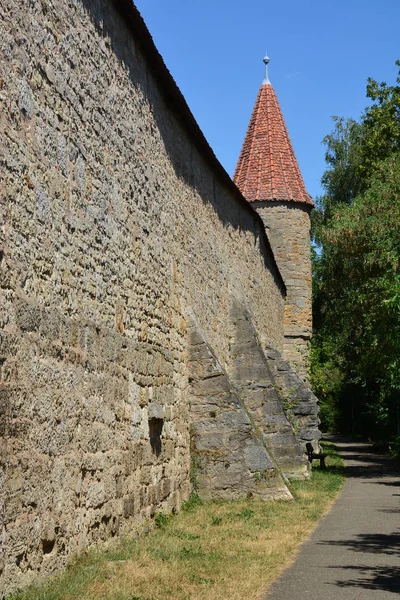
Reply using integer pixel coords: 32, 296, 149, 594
187, 316, 293, 501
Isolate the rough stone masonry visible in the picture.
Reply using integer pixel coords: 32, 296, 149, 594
0, 0, 320, 595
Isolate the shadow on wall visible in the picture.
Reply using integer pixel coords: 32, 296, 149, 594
80, 0, 285, 295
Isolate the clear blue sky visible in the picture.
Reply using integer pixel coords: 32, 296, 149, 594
134, 0, 400, 200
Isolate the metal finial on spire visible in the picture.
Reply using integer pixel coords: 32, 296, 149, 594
263, 54, 271, 85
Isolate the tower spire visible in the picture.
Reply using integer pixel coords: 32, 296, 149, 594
234, 61, 312, 205
263, 54, 270, 85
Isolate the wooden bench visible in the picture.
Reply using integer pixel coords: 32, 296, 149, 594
306, 443, 327, 469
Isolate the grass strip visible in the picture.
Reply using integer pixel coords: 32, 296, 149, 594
8, 442, 344, 600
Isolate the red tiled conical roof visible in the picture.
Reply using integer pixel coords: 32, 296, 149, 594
234, 82, 313, 206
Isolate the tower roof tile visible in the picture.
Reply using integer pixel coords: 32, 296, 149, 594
234, 82, 313, 206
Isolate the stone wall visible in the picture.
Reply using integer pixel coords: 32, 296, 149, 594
254, 202, 313, 380
0, 0, 285, 594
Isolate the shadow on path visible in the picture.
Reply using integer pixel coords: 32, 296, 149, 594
267, 437, 400, 599
330, 565, 400, 594
322, 437, 400, 596
324, 436, 400, 480
318, 531, 400, 556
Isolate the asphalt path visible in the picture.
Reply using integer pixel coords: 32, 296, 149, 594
265, 437, 400, 600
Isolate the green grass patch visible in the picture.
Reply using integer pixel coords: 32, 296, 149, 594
8, 442, 344, 600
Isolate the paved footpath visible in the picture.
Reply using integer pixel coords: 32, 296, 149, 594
266, 437, 400, 600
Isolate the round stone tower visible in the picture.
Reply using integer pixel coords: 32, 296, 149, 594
234, 55, 314, 380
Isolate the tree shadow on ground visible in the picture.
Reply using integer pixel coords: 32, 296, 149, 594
319, 531, 400, 556
326, 452, 400, 480
333, 444, 375, 454
373, 480, 400, 486
329, 565, 400, 594
316, 438, 400, 594
335, 453, 386, 462
323, 438, 400, 480
344, 464, 398, 479
322, 533, 400, 593
318, 462, 394, 480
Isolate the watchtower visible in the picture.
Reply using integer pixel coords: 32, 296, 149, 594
234, 56, 314, 379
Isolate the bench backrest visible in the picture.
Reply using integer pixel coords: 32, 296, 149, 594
306, 443, 314, 459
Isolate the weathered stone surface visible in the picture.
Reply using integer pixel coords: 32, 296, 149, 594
228, 300, 309, 480
264, 347, 321, 449
188, 320, 292, 502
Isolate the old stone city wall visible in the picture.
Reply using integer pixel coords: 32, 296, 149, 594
0, 0, 293, 594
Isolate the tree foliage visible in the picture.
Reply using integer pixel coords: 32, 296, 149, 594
311, 62, 400, 440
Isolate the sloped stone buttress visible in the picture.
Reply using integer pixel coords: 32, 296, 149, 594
188, 321, 292, 501
264, 347, 321, 450
228, 301, 309, 480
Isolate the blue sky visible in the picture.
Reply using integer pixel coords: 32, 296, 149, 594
134, 0, 400, 200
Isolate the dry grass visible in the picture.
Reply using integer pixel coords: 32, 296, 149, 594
10, 442, 344, 600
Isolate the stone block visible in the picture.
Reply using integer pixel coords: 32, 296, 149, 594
244, 444, 274, 471
15, 300, 42, 333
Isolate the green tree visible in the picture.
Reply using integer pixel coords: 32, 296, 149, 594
311, 62, 400, 441
361, 62, 400, 177
314, 60, 400, 226
321, 117, 364, 210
